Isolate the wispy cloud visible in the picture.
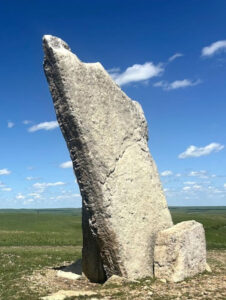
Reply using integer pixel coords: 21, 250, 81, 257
59, 161, 73, 168
107, 67, 120, 73
23, 199, 35, 205
168, 53, 183, 62
161, 170, 173, 176
54, 193, 81, 200
202, 40, 226, 57
109, 62, 163, 86
154, 79, 201, 90
184, 181, 196, 185
175, 173, 181, 177
7, 121, 14, 128
188, 170, 208, 178
23, 120, 32, 125
16, 193, 25, 199
183, 186, 191, 191
26, 176, 38, 181
0, 180, 12, 192
193, 184, 202, 190
183, 184, 202, 191
1, 187, 12, 192
28, 193, 41, 199
179, 143, 224, 159
33, 181, 65, 192
0, 169, 11, 175
28, 121, 59, 132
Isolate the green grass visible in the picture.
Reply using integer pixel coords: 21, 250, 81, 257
170, 207, 226, 249
0, 212, 82, 246
0, 246, 81, 300
0, 207, 225, 249
0, 207, 225, 299
0, 210, 82, 299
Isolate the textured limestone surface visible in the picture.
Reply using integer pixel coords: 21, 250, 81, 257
154, 220, 206, 282
43, 35, 173, 283
104, 275, 131, 286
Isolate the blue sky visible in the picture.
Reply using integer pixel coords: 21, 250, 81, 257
1, 0, 226, 208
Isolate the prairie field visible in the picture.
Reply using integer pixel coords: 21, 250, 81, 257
0, 207, 225, 299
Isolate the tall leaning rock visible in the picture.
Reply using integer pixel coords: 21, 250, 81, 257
43, 35, 173, 283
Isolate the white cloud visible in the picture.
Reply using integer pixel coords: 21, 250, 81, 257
7, 121, 14, 128
179, 143, 224, 159
16, 193, 25, 200
161, 170, 173, 176
2, 187, 12, 192
28, 121, 59, 132
26, 176, 37, 181
59, 161, 73, 168
202, 40, 226, 57
0, 169, 11, 175
154, 79, 201, 90
28, 193, 41, 199
207, 185, 225, 194
23, 120, 32, 125
175, 173, 181, 177
182, 184, 202, 192
107, 67, 121, 73
224, 184, 226, 189
23, 199, 34, 205
168, 53, 183, 62
184, 181, 196, 185
33, 181, 65, 190
55, 193, 81, 200
110, 62, 163, 86
188, 170, 208, 178
183, 186, 191, 191
27, 166, 34, 170
193, 184, 202, 190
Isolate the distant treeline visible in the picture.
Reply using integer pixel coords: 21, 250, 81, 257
0, 206, 226, 215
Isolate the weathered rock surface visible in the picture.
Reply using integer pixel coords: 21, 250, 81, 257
43, 35, 173, 283
154, 220, 206, 282
104, 275, 133, 286
205, 263, 212, 273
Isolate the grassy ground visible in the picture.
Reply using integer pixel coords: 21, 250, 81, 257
171, 206, 226, 249
0, 211, 82, 299
0, 212, 82, 246
0, 207, 225, 299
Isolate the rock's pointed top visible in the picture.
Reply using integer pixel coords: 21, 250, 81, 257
43, 35, 71, 51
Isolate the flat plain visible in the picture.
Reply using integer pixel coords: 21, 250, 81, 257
0, 207, 225, 299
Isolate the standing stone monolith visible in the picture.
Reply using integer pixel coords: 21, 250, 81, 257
43, 35, 173, 283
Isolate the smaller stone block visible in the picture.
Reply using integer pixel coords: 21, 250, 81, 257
154, 220, 206, 282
